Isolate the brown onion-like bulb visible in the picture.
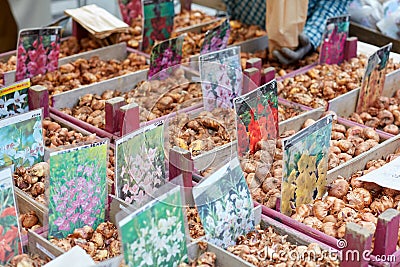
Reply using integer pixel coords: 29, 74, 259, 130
328, 177, 349, 199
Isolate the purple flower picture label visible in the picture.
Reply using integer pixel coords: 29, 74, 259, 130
193, 157, 254, 249
0, 167, 22, 266
48, 140, 108, 239
142, 0, 175, 53
115, 121, 166, 206
148, 35, 184, 79
0, 79, 30, 119
319, 15, 350, 65
199, 46, 243, 111
0, 109, 44, 169
15, 27, 61, 82
200, 19, 231, 55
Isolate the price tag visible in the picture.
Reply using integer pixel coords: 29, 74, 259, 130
358, 156, 400, 191
319, 15, 350, 65
281, 115, 333, 216
356, 43, 392, 113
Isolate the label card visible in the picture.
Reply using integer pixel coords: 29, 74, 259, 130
115, 121, 165, 206
356, 43, 392, 113
233, 79, 278, 157
193, 157, 254, 248
200, 19, 231, 55
118, 186, 188, 266
357, 156, 400, 191
199, 46, 243, 111
142, 0, 175, 53
0, 79, 30, 119
16, 27, 61, 82
0, 167, 22, 266
48, 140, 108, 239
319, 15, 350, 65
148, 36, 184, 79
0, 109, 44, 168
281, 115, 333, 216
118, 0, 143, 25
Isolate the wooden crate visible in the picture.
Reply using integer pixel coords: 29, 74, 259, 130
328, 61, 400, 131
49, 66, 202, 139
261, 135, 400, 266
279, 41, 400, 110
4, 42, 143, 86
350, 22, 400, 54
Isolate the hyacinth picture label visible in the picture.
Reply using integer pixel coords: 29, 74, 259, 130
115, 122, 166, 206
15, 27, 61, 82
0, 167, 22, 266
0, 109, 44, 169
48, 140, 108, 239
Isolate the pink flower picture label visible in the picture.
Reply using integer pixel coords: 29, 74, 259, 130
319, 15, 349, 65
200, 19, 231, 55
148, 36, 184, 79
15, 27, 61, 82
48, 140, 108, 239
115, 121, 166, 206
199, 46, 243, 111
118, 0, 142, 25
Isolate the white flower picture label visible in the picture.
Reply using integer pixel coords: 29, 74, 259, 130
193, 157, 255, 249
0, 79, 30, 119
118, 186, 188, 267
357, 155, 400, 191
0, 109, 44, 169
199, 46, 243, 111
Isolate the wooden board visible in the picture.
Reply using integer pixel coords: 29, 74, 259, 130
350, 22, 400, 54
